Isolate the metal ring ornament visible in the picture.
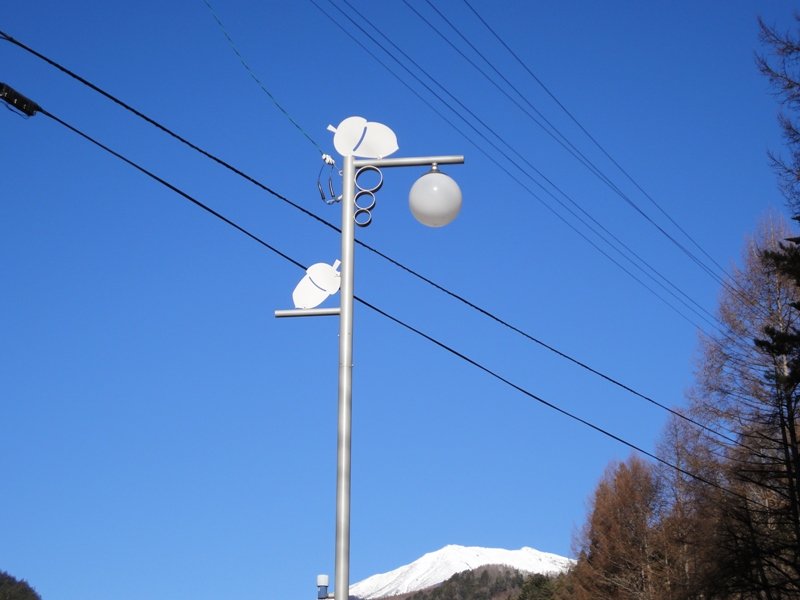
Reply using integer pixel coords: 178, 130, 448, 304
353, 166, 384, 227
354, 189, 377, 212
354, 208, 373, 227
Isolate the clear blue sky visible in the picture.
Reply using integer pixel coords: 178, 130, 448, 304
1, 2, 795, 599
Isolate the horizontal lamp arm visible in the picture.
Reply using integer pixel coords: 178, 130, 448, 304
274, 308, 341, 318
353, 155, 464, 169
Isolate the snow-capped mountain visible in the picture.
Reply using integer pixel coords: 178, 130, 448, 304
349, 544, 574, 599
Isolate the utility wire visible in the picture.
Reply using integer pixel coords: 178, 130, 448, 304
315, 1, 719, 335
18, 100, 764, 509
360, 296, 760, 507
461, 0, 731, 280
2, 20, 736, 342
334, 1, 772, 371
407, 0, 728, 290
403, 0, 737, 317
42, 107, 306, 272
200, 0, 325, 155
333, 0, 742, 340
315, 0, 764, 362
452, 0, 772, 328
0, 30, 756, 451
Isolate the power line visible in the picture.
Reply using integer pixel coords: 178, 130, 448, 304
460, 0, 731, 280
314, 0, 765, 361
406, 0, 729, 290
412, 0, 786, 340
423, 4, 779, 338
332, 0, 737, 338
10, 22, 704, 338
449, 0, 773, 328
0, 30, 756, 450
315, 2, 716, 332
42, 107, 306, 272
200, 0, 325, 155
11, 99, 763, 509
359, 296, 759, 508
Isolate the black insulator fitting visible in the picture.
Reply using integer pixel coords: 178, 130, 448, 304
0, 82, 41, 116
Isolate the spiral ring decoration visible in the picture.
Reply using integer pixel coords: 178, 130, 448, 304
354, 165, 384, 227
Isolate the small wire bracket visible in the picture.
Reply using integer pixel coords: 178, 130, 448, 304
318, 153, 341, 205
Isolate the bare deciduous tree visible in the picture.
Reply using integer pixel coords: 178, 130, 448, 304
758, 15, 800, 212
559, 456, 663, 600
688, 217, 800, 598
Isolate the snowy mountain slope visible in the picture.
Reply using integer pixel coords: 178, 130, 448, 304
349, 544, 574, 599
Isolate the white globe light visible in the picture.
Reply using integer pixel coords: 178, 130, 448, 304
408, 167, 462, 227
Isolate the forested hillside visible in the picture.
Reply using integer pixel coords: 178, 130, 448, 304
381, 566, 558, 600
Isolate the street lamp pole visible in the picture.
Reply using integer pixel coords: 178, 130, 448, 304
333, 153, 464, 600
276, 118, 463, 600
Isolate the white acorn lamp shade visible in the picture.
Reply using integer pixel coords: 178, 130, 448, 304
292, 260, 342, 309
408, 164, 462, 227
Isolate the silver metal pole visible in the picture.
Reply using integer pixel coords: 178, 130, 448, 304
335, 154, 355, 600
331, 152, 463, 600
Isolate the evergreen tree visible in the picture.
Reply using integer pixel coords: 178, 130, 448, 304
0, 571, 41, 600
516, 573, 556, 600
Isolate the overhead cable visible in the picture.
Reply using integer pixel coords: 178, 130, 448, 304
0, 30, 756, 451
449, 0, 770, 326
311, 3, 718, 333
13, 99, 763, 509
405, 0, 728, 290
415, 0, 784, 337
314, 0, 765, 360
200, 0, 325, 155
461, 0, 731, 280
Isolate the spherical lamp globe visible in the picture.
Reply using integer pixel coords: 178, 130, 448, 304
408, 166, 462, 227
